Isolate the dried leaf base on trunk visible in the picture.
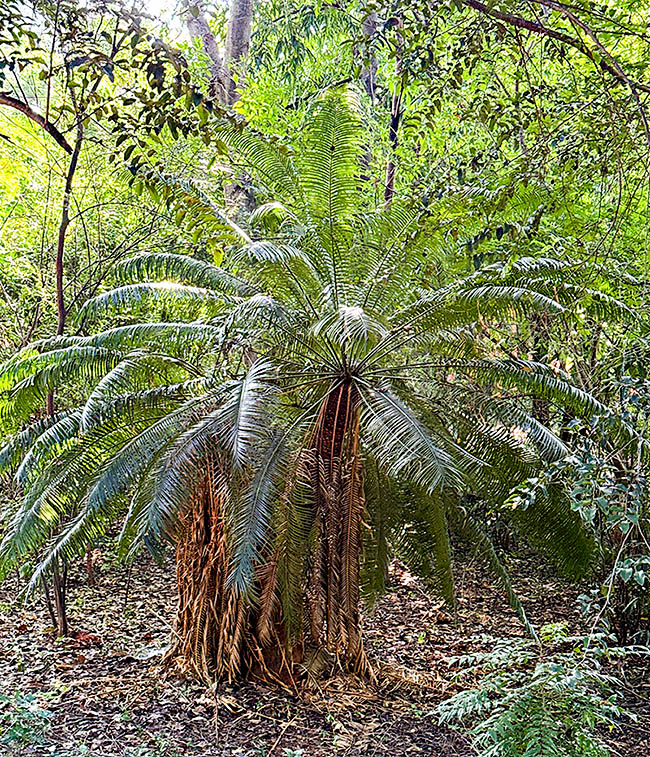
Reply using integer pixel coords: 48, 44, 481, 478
163, 464, 296, 686
305, 380, 370, 678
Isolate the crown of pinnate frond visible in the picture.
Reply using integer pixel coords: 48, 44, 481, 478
0, 88, 640, 638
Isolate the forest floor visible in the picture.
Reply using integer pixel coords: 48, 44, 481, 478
1, 550, 649, 757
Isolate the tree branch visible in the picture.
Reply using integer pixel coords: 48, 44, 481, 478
462, 0, 650, 95
0, 92, 73, 154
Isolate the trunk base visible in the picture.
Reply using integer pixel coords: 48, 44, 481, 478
164, 462, 298, 685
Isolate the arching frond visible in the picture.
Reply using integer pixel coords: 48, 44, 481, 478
78, 282, 228, 321
228, 432, 286, 597
15, 409, 82, 486
392, 486, 457, 608
219, 358, 278, 470
110, 252, 254, 296
449, 503, 537, 640
358, 380, 463, 491
0, 346, 123, 422
79, 351, 196, 431
0, 411, 76, 476
298, 89, 364, 225
81, 322, 225, 355
312, 305, 389, 352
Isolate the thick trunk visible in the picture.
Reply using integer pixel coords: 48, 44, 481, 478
165, 456, 295, 684
306, 381, 368, 675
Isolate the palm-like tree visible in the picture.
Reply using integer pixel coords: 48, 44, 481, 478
0, 91, 636, 683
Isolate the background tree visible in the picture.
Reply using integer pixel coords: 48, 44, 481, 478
184, 0, 255, 104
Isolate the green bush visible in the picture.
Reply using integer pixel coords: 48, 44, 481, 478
437, 626, 647, 757
0, 690, 52, 746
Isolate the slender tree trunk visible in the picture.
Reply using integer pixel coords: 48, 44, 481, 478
52, 558, 68, 636
165, 455, 295, 684
85, 548, 95, 586
305, 381, 368, 675
359, 11, 378, 103
44, 116, 84, 635
42, 577, 57, 629
384, 19, 404, 208
222, 0, 254, 105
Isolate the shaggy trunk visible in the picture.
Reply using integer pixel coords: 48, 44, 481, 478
306, 381, 368, 675
165, 455, 293, 684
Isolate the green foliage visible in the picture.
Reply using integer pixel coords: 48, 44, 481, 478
506, 377, 650, 643
437, 629, 647, 757
0, 690, 53, 746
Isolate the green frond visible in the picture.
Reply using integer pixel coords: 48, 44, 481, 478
130, 362, 277, 553
228, 433, 286, 597
223, 293, 295, 334
78, 282, 227, 321
0, 346, 123, 423
505, 483, 595, 578
25, 492, 127, 595
81, 322, 225, 355
86, 387, 227, 517
449, 503, 537, 640
273, 450, 315, 641
15, 409, 82, 486
117, 468, 158, 560
0, 411, 76, 476
360, 202, 426, 309
109, 252, 255, 296
298, 88, 364, 225
393, 486, 457, 608
139, 168, 252, 245
312, 305, 389, 352
0, 438, 99, 575
79, 351, 196, 431
237, 241, 307, 266
249, 201, 296, 231
448, 358, 607, 417
358, 380, 463, 491
220, 124, 302, 203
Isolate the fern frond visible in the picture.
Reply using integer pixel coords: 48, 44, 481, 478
358, 379, 463, 491
78, 282, 228, 321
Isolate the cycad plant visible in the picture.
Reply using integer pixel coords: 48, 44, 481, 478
0, 91, 636, 683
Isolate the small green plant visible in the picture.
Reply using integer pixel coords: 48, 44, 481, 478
0, 690, 53, 746
437, 628, 647, 757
